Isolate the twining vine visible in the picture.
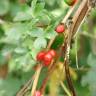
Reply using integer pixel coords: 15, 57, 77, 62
16, 0, 96, 96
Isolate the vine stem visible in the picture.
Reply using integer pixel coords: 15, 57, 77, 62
61, 0, 78, 24
62, 0, 92, 96
72, 0, 90, 37
16, 77, 34, 96
47, 37, 56, 50
31, 64, 42, 96
47, 0, 77, 50
40, 59, 59, 94
80, 32, 96, 39
75, 36, 79, 69
60, 81, 71, 96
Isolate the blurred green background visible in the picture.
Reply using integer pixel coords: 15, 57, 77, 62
0, 0, 96, 96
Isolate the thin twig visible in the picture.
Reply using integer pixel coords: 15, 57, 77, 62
80, 32, 96, 39
47, 37, 56, 50
40, 58, 59, 94
73, 67, 96, 71
62, 0, 78, 24
75, 36, 79, 69
16, 78, 33, 96
31, 64, 42, 96
60, 81, 71, 96
64, 59, 76, 96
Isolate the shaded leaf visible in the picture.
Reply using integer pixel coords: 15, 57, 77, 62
33, 37, 47, 49
14, 12, 32, 21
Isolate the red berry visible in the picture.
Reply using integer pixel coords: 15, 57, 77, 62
64, 0, 77, 6
55, 24, 65, 33
43, 53, 53, 66
34, 91, 41, 96
48, 49, 56, 57
36, 51, 45, 61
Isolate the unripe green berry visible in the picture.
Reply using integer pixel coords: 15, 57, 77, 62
64, 0, 77, 6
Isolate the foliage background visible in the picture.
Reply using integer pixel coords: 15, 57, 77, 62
0, 0, 96, 96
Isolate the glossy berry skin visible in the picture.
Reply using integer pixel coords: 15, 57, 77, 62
64, 0, 77, 6
36, 51, 45, 61
55, 24, 65, 33
43, 53, 53, 66
34, 91, 41, 96
48, 49, 56, 58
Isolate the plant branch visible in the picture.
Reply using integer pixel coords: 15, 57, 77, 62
62, 0, 93, 96
60, 81, 71, 96
62, 0, 78, 24
30, 4, 79, 95
40, 58, 59, 94
16, 0, 95, 95
16, 77, 33, 96
31, 64, 42, 96
72, 0, 90, 37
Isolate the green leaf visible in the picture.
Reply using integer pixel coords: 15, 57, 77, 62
9, 54, 36, 72
34, 2, 45, 15
0, 0, 9, 16
33, 37, 47, 49
0, 52, 5, 65
28, 28, 45, 37
87, 53, 96, 67
14, 47, 27, 54
1, 23, 29, 44
3, 27, 22, 44
22, 37, 33, 49
14, 12, 32, 21
51, 35, 64, 49
31, 0, 38, 15
45, 25, 57, 39
81, 53, 96, 96
31, 48, 40, 60
45, 30, 57, 39
37, 13, 51, 25
45, 0, 56, 6
0, 76, 21, 96
0, 72, 34, 96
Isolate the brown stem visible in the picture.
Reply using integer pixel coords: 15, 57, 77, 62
16, 78, 33, 96
63, 0, 92, 96
64, 59, 76, 96
72, 0, 89, 37
40, 58, 59, 94
40, 46, 66, 94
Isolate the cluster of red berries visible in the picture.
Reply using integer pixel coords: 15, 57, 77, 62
34, 91, 41, 96
37, 49, 56, 66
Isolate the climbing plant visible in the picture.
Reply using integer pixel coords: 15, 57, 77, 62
0, 0, 96, 96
